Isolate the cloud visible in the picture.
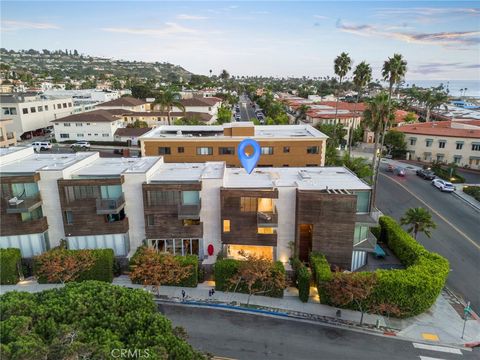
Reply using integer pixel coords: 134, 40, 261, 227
336, 19, 480, 47
101, 22, 197, 37
1, 20, 60, 31
176, 14, 208, 20
313, 15, 328, 20
412, 62, 480, 74
375, 7, 479, 17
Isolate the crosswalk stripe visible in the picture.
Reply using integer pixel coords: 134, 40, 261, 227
413, 343, 462, 355
419, 356, 447, 360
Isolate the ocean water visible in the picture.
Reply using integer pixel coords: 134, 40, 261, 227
403, 80, 480, 98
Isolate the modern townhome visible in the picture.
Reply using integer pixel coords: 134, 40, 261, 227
52, 109, 127, 142
0, 148, 378, 271
0, 93, 75, 139
95, 96, 149, 112
395, 120, 480, 169
139, 122, 328, 167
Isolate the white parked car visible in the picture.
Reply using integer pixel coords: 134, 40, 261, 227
70, 141, 91, 149
32, 141, 52, 152
431, 179, 455, 192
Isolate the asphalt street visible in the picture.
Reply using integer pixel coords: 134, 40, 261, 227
376, 161, 480, 312
239, 94, 258, 121
161, 304, 476, 360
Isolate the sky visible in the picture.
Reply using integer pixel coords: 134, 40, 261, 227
1, 1, 479, 81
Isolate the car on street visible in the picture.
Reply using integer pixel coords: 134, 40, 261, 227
393, 167, 406, 176
416, 168, 436, 180
432, 179, 455, 192
386, 164, 394, 172
32, 141, 52, 152
70, 141, 91, 149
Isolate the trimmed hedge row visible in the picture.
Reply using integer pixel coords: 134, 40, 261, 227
463, 185, 480, 202
214, 258, 285, 298
313, 216, 449, 317
309, 252, 332, 303
0, 248, 22, 285
36, 249, 114, 283
297, 265, 311, 303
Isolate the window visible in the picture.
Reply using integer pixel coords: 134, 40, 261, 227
102, 134, 109, 137
453, 155, 462, 164
44, 105, 48, 111
410, 138, 416, 146
283, 146, 290, 153
437, 154, 444, 162
240, 197, 257, 212
439, 140, 446, 149
223, 219, 230, 232
76, 133, 84, 137
426, 139, 433, 147
2, 107, 17, 115
182, 191, 200, 205
257, 227, 277, 234
86, 122, 90, 125
306, 164, 317, 167
197, 147, 213, 155
158, 147, 171, 155
30, 107, 36, 113
261, 146, 273, 155
75, 123, 83, 127
22, 108, 28, 114
354, 191, 370, 213
68, 102, 72, 107
219, 147, 235, 155
307, 146, 319, 154
87, 133, 92, 136
60, 133, 70, 139
38, 106, 43, 112
64, 123, 71, 127
58, 103, 62, 109
64, 185, 100, 202
63, 103, 67, 108
456, 142, 464, 150
146, 214, 154, 226
472, 144, 480, 151
150, 238, 200, 256
94, 133, 98, 136
178, 147, 184, 153
21, 207, 43, 222
65, 211, 73, 225
283, 164, 289, 167
354, 226, 369, 245
147, 190, 180, 206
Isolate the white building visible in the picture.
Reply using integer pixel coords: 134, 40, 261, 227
43, 89, 123, 104
95, 96, 149, 112
396, 120, 480, 169
52, 109, 126, 142
0, 93, 75, 139
152, 97, 223, 122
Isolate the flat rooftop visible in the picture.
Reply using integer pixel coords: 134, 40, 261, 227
149, 162, 225, 183
139, 122, 328, 139
71, 156, 161, 177
0, 150, 95, 174
224, 167, 371, 191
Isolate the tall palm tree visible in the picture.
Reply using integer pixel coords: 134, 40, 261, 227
295, 104, 310, 124
220, 69, 230, 82
362, 92, 392, 186
351, 61, 372, 153
424, 88, 449, 122
400, 207, 436, 239
333, 53, 352, 129
153, 90, 185, 125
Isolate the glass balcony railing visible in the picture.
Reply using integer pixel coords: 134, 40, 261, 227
6, 194, 42, 214
177, 202, 201, 220
257, 208, 278, 227
96, 194, 125, 214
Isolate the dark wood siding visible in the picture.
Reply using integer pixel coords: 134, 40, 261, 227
295, 190, 356, 269
220, 188, 278, 247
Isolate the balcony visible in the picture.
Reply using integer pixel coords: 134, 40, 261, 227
6, 195, 42, 214
356, 207, 383, 225
353, 231, 377, 252
96, 194, 125, 215
177, 202, 201, 220
257, 209, 278, 227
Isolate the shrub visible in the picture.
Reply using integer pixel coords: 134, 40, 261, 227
169, 255, 198, 287
297, 265, 311, 303
309, 252, 332, 304
463, 185, 480, 202
0, 248, 22, 285
214, 259, 240, 291
77, 249, 114, 283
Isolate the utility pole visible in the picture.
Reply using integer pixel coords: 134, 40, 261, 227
461, 301, 472, 339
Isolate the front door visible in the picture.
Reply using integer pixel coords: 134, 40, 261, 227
298, 224, 313, 262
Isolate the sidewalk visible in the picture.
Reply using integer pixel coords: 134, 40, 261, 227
453, 184, 480, 211
1, 276, 479, 347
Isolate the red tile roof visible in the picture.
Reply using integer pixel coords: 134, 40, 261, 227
395, 121, 480, 139
114, 127, 152, 137
394, 110, 419, 124
180, 97, 222, 107
51, 109, 123, 123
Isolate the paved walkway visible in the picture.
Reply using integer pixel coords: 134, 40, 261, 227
1, 276, 479, 347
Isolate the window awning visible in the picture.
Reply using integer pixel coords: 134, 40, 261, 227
454, 155, 462, 159
436, 153, 445, 157
470, 156, 480, 160
424, 152, 431, 155
472, 142, 480, 146
438, 139, 446, 142
456, 141, 464, 144
426, 138, 433, 142
409, 137, 417, 140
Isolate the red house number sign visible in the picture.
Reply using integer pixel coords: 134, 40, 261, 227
207, 244, 214, 256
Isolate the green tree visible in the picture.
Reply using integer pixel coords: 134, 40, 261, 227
333, 52, 352, 128
127, 119, 149, 128
341, 153, 372, 182
131, 84, 154, 99
220, 69, 230, 82
216, 104, 233, 124
351, 61, 372, 152
400, 207, 436, 239
295, 104, 310, 124
403, 112, 418, 123
384, 130, 407, 158
422, 86, 449, 122
153, 90, 185, 125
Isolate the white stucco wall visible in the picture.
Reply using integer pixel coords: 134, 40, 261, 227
276, 187, 296, 270
200, 177, 223, 264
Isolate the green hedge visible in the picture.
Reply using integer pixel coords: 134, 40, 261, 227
297, 265, 311, 303
309, 252, 332, 304
464, 185, 480, 202
36, 249, 114, 283
312, 216, 449, 317
433, 168, 465, 183
214, 259, 285, 298
129, 246, 198, 287
0, 248, 22, 285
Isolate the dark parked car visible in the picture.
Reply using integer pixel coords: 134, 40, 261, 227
394, 167, 406, 176
416, 169, 436, 180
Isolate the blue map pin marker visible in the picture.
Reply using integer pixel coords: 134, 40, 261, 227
237, 139, 261, 174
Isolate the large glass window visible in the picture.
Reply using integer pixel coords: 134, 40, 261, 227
182, 191, 200, 205
150, 239, 200, 256
219, 147, 235, 155
354, 191, 370, 213
257, 227, 277, 234
100, 185, 122, 199
196, 147, 213, 155
158, 147, 171, 155
147, 190, 180, 206
354, 225, 369, 245
223, 219, 230, 232
261, 146, 273, 155
11, 183, 39, 198
21, 207, 43, 222
65, 186, 100, 202
65, 210, 73, 224
307, 146, 319, 154
240, 197, 257, 212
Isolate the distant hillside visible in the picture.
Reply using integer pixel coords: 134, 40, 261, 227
0, 48, 193, 82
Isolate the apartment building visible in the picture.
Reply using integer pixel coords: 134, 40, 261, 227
0, 147, 378, 271
95, 96, 149, 112
0, 93, 74, 139
139, 122, 328, 167
0, 119, 17, 148
121, 111, 213, 126
152, 97, 222, 117
52, 109, 126, 142
395, 120, 480, 169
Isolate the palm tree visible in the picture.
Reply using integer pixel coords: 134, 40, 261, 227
295, 104, 310, 124
220, 69, 230, 82
400, 207, 436, 239
153, 90, 185, 125
333, 53, 352, 128
351, 61, 372, 153
424, 87, 449, 122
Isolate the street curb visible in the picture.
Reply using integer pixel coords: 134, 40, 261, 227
452, 190, 480, 212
